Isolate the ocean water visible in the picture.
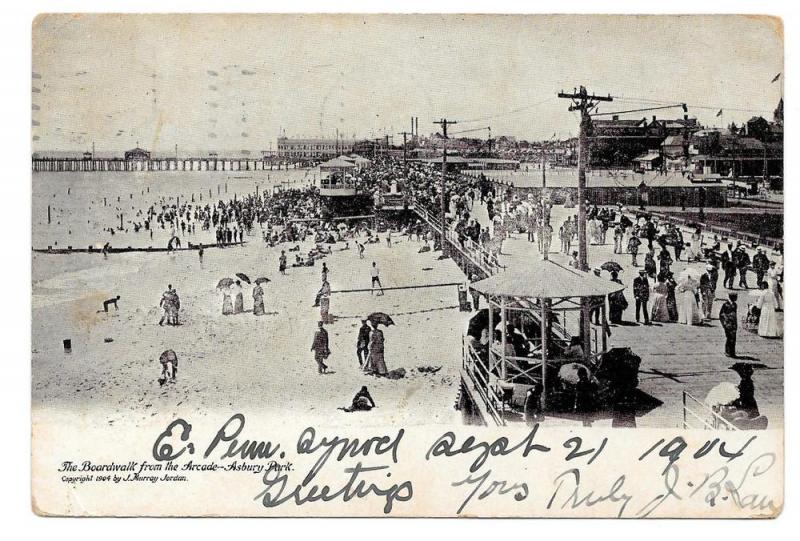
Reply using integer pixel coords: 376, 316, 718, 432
32, 168, 317, 251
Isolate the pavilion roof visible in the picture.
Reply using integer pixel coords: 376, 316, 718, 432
320, 157, 357, 169
471, 260, 625, 299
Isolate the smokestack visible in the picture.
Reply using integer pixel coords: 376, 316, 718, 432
411, 116, 415, 137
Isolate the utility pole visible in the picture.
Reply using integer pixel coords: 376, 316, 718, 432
558, 87, 612, 360
433, 118, 458, 256
397, 131, 412, 168
557, 87, 612, 272
487, 126, 493, 156
541, 140, 547, 188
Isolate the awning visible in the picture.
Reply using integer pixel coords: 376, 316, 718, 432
319, 157, 357, 169
471, 260, 625, 299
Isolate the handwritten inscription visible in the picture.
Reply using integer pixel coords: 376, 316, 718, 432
134, 416, 782, 516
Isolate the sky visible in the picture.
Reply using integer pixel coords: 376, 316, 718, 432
31, 14, 783, 154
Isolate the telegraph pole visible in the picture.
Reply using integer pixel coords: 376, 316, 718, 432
558, 87, 612, 360
397, 131, 412, 168
433, 118, 458, 256
541, 141, 547, 188
557, 87, 612, 272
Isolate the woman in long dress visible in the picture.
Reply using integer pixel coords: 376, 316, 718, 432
252, 284, 265, 316
222, 288, 234, 315
757, 283, 783, 338
318, 280, 332, 323
767, 263, 783, 310
233, 280, 244, 314
676, 276, 702, 325
366, 325, 388, 376
665, 273, 679, 322
686, 228, 702, 261
651, 276, 670, 322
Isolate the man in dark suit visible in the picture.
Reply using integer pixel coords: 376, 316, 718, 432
311, 321, 330, 374
735, 245, 751, 289
752, 248, 770, 288
356, 319, 371, 368
720, 243, 736, 289
633, 269, 651, 325
719, 293, 739, 357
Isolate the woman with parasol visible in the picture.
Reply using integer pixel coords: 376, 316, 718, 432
217, 278, 235, 315
365, 318, 389, 376
233, 280, 245, 314
252, 277, 269, 316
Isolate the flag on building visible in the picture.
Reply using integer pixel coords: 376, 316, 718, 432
716, 109, 723, 117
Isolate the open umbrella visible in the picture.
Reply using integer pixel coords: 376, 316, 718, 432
254, 277, 271, 285
367, 312, 395, 326
601, 261, 624, 273
729, 361, 768, 374
236, 272, 251, 284
704, 382, 739, 407
558, 363, 590, 385
159, 349, 178, 364
216, 277, 235, 289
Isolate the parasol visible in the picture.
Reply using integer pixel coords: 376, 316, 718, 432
159, 349, 178, 364
558, 363, 590, 385
729, 362, 768, 374
216, 277, 235, 289
367, 312, 395, 326
601, 261, 624, 273
236, 273, 251, 284
704, 382, 740, 407
254, 277, 271, 285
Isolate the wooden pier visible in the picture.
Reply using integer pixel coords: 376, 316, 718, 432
32, 156, 303, 173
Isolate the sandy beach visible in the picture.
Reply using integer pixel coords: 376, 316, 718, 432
33, 170, 467, 431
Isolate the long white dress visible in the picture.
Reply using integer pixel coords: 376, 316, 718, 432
767, 268, 783, 310
758, 287, 783, 338
686, 233, 702, 261
677, 278, 702, 325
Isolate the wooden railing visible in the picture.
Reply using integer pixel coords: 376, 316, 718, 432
463, 341, 504, 425
412, 202, 505, 277
682, 391, 738, 431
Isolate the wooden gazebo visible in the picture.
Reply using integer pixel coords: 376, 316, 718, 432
465, 260, 625, 419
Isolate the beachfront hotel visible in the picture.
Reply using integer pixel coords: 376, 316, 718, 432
276, 137, 357, 159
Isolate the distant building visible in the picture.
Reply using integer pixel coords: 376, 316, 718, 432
661, 135, 688, 159
124, 147, 150, 161
589, 115, 699, 168
276, 137, 355, 159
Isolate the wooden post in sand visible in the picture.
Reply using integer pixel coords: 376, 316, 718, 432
47, 205, 51, 224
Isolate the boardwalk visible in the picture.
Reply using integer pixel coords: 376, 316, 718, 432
468, 201, 783, 429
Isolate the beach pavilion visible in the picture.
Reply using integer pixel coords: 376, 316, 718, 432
465, 260, 626, 422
